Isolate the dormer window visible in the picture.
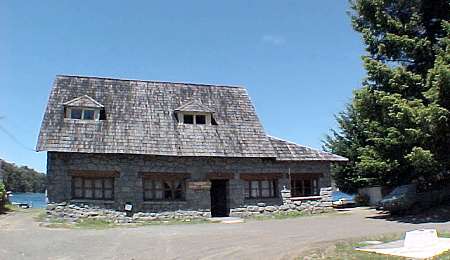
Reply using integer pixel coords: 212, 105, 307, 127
175, 100, 217, 126
63, 95, 104, 121
195, 115, 206, 125
180, 113, 209, 125
183, 114, 194, 124
69, 108, 97, 120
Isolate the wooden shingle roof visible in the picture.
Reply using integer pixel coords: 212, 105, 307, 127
36, 75, 347, 162
36, 75, 276, 157
63, 95, 104, 108
268, 136, 348, 162
175, 100, 214, 113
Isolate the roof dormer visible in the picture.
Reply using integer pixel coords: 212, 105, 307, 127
63, 95, 104, 121
175, 100, 217, 125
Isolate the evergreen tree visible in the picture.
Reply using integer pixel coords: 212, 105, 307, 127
326, 0, 450, 192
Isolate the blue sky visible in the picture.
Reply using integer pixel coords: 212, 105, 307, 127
0, 1, 365, 172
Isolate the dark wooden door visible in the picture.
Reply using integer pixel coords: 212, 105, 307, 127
210, 180, 229, 217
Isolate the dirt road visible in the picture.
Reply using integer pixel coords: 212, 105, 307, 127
2, 208, 450, 260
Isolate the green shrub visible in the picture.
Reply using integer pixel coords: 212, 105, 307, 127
355, 193, 370, 206
0, 181, 6, 211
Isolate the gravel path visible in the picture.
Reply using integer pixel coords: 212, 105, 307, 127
2, 207, 450, 260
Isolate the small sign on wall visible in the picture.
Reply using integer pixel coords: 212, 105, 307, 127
125, 204, 133, 211
188, 181, 211, 190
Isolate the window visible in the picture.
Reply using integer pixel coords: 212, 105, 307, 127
68, 108, 99, 120
178, 112, 214, 125
195, 115, 206, 124
72, 177, 114, 200
83, 109, 95, 120
143, 178, 185, 201
70, 108, 83, 119
183, 114, 194, 124
291, 178, 319, 197
244, 179, 277, 199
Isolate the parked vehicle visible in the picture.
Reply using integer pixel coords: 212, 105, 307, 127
378, 182, 450, 214
378, 184, 417, 213
331, 191, 356, 208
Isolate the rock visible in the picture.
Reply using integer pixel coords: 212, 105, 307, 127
57, 202, 67, 206
139, 216, 157, 221
279, 205, 289, 211
247, 206, 259, 212
87, 211, 99, 217
265, 206, 277, 212
321, 202, 333, 207
296, 206, 305, 211
46, 204, 57, 210
257, 202, 266, 207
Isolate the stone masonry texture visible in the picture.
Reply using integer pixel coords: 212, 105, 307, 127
47, 152, 333, 213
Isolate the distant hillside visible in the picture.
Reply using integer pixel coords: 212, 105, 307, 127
0, 159, 46, 193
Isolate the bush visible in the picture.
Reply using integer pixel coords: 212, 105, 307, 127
0, 181, 6, 211
355, 193, 370, 206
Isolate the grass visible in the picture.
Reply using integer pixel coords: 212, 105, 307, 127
37, 213, 213, 229
35, 206, 337, 229
299, 232, 450, 259
138, 218, 212, 226
38, 210, 323, 229
74, 219, 116, 229
0, 203, 21, 214
38, 217, 116, 229
249, 209, 340, 221
251, 210, 310, 220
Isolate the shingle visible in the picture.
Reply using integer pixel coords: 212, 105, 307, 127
268, 136, 348, 162
37, 75, 347, 162
36, 75, 276, 158
63, 95, 104, 108
174, 100, 214, 113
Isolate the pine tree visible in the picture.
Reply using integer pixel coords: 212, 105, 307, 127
326, 0, 450, 192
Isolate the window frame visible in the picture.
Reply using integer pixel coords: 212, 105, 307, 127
82, 109, 96, 120
183, 114, 194, 124
290, 178, 319, 197
244, 179, 278, 199
178, 112, 213, 125
71, 176, 115, 200
67, 107, 100, 121
143, 178, 186, 201
195, 114, 206, 124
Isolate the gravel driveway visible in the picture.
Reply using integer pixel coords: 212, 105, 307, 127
2, 207, 450, 260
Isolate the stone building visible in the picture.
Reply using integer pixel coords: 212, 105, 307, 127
37, 75, 346, 216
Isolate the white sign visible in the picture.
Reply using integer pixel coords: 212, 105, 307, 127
125, 204, 133, 211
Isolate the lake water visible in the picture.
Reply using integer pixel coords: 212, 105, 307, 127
9, 192, 47, 208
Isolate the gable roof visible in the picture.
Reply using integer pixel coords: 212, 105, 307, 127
37, 75, 276, 158
175, 100, 215, 113
63, 95, 104, 108
268, 136, 348, 162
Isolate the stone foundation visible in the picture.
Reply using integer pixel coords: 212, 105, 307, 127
229, 187, 333, 217
44, 187, 334, 224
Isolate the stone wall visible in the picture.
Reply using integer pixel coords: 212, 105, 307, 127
47, 152, 333, 213
229, 187, 333, 217
45, 187, 334, 224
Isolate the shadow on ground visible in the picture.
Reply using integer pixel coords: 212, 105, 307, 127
366, 204, 450, 224
0, 206, 13, 215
